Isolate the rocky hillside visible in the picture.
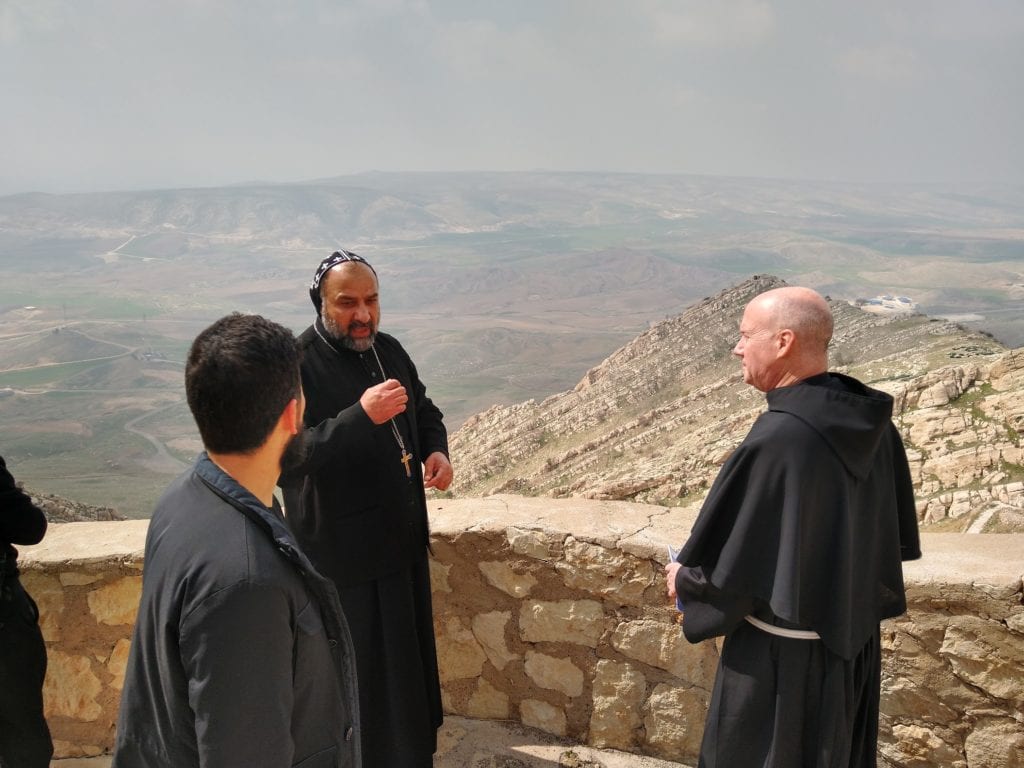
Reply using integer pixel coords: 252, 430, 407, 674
29, 489, 124, 524
449, 275, 1024, 533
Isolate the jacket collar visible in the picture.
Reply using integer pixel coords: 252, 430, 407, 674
192, 453, 309, 565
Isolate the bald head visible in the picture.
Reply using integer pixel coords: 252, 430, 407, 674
750, 287, 833, 355
733, 286, 833, 391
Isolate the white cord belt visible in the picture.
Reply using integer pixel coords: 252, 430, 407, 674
744, 615, 821, 640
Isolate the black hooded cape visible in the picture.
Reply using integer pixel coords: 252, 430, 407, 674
674, 373, 921, 768
677, 372, 920, 658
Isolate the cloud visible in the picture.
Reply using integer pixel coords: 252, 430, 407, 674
910, 0, 1024, 42
640, 0, 776, 48
430, 19, 556, 83
836, 44, 920, 85
0, 0, 68, 43
1, 0, 1020, 191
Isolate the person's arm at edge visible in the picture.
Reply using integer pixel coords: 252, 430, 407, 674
890, 424, 922, 561
0, 455, 47, 545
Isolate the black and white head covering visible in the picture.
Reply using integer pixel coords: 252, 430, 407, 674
309, 249, 377, 313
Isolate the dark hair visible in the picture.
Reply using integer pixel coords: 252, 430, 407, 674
185, 313, 301, 454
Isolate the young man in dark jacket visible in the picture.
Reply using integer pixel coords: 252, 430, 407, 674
0, 455, 53, 768
113, 313, 360, 768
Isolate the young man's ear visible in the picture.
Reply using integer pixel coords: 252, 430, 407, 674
281, 398, 302, 436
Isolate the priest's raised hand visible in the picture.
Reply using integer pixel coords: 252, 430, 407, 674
359, 378, 409, 424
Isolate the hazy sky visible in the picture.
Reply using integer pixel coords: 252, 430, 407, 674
2, 0, 1022, 194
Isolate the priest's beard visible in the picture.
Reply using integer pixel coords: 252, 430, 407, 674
279, 429, 307, 474
322, 312, 377, 352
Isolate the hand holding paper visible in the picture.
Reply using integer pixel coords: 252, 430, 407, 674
665, 545, 685, 613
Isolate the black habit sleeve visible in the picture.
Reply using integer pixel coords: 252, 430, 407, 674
1, 455, 47, 546
278, 401, 377, 486
675, 565, 754, 644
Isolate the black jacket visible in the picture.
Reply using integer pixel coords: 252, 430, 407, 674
676, 373, 921, 659
280, 326, 449, 589
1, 455, 48, 579
113, 454, 360, 768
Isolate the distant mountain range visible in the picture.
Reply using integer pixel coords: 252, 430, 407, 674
1, 171, 1021, 517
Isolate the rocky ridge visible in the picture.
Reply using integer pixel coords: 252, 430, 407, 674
449, 275, 1023, 532
28, 488, 124, 524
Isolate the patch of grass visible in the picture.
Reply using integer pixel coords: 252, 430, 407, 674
998, 461, 1024, 483
0, 357, 126, 388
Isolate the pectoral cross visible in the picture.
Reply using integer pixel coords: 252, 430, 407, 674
400, 450, 413, 478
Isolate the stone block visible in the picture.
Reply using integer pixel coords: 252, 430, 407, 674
882, 725, 965, 768
479, 560, 537, 598
507, 526, 563, 560
964, 718, 1024, 768
519, 599, 605, 647
642, 683, 708, 763
520, 698, 566, 737
87, 575, 142, 626
554, 537, 654, 606
429, 558, 452, 593
611, 619, 717, 686
51, 739, 106, 760
107, 638, 132, 691
44, 650, 103, 721
939, 618, 1024, 703
880, 678, 959, 724
524, 651, 583, 697
436, 617, 487, 682
471, 611, 518, 671
1007, 611, 1024, 634
885, 618, 990, 714
19, 572, 64, 642
588, 660, 646, 751
466, 679, 510, 720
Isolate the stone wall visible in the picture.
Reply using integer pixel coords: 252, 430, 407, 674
18, 498, 1024, 767
19, 520, 147, 759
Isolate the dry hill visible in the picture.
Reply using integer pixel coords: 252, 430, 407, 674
449, 275, 1024, 533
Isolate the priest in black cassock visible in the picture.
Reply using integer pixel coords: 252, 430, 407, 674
666, 286, 921, 768
280, 250, 452, 768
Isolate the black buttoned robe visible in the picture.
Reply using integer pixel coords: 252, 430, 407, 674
281, 324, 448, 768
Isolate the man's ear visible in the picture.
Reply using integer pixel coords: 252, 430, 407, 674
776, 328, 795, 357
280, 398, 301, 436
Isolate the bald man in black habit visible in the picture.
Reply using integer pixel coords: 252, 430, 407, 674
666, 286, 921, 768
280, 250, 452, 768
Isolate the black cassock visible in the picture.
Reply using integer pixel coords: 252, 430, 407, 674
281, 322, 448, 768
674, 373, 921, 768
